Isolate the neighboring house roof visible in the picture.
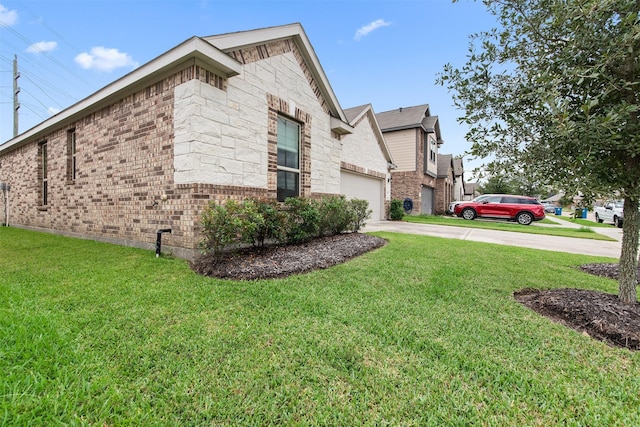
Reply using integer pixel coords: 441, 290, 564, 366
464, 182, 478, 196
437, 153, 453, 178
453, 157, 464, 177
1, 22, 353, 154
343, 103, 394, 166
542, 193, 564, 203
375, 104, 443, 144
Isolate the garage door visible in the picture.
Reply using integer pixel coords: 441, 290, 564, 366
340, 171, 384, 221
421, 186, 434, 215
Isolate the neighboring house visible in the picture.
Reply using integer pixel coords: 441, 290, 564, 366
341, 104, 394, 221
435, 153, 454, 215
464, 182, 480, 200
376, 104, 443, 215
0, 23, 394, 258
452, 157, 465, 201
541, 192, 563, 204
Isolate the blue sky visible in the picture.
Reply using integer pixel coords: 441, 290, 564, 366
0, 0, 497, 174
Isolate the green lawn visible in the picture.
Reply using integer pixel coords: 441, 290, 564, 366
562, 216, 617, 228
405, 215, 616, 241
1, 227, 638, 425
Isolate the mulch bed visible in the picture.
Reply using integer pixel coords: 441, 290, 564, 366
515, 263, 640, 351
190, 233, 387, 281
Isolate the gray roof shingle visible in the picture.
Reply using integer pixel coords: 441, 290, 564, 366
375, 104, 430, 131
437, 154, 453, 177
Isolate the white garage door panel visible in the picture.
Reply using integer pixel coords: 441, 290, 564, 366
340, 171, 384, 220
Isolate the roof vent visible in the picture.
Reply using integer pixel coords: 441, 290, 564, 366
399, 107, 403, 112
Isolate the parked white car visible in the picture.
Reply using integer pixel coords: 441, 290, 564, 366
594, 200, 624, 228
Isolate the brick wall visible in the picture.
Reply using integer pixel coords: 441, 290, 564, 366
0, 65, 234, 258
390, 171, 435, 215
435, 176, 453, 214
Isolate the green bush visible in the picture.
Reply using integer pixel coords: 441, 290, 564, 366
316, 195, 352, 236
390, 199, 404, 221
244, 197, 288, 247
283, 197, 320, 244
348, 198, 371, 232
199, 200, 247, 257
200, 195, 371, 254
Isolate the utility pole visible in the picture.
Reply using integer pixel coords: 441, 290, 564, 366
13, 55, 20, 138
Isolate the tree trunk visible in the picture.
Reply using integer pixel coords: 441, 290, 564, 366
618, 197, 639, 304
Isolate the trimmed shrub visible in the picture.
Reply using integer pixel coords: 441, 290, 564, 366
316, 195, 352, 236
200, 200, 247, 257
348, 198, 371, 232
200, 195, 373, 255
244, 197, 288, 247
390, 199, 404, 221
283, 197, 320, 244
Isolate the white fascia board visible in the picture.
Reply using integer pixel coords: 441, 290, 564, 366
0, 37, 241, 153
206, 23, 349, 125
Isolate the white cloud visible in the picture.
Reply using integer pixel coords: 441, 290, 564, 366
0, 4, 18, 26
48, 107, 60, 115
75, 46, 138, 72
26, 41, 58, 54
354, 19, 391, 41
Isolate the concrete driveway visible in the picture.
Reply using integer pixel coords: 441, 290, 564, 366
364, 215, 622, 259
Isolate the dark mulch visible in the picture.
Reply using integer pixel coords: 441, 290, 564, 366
190, 233, 387, 281
191, 234, 640, 351
515, 263, 640, 351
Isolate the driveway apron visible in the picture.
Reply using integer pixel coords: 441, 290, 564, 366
364, 218, 622, 259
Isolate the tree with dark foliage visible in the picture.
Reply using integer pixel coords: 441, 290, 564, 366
439, 0, 640, 303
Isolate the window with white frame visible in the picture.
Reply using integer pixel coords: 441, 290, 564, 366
277, 116, 300, 202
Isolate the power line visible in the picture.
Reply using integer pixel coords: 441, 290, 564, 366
0, 21, 94, 90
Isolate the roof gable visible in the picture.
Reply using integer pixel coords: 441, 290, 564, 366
437, 153, 453, 177
1, 23, 354, 152
1, 36, 242, 152
375, 104, 430, 131
453, 157, 464, 176
375, 104, 443, 144
204, 23, 351, 132
343, 103, 394, 164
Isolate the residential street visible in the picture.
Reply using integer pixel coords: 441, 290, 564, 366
364, 214, 623, 259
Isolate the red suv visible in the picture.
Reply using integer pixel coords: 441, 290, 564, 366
454, 195, 546, 225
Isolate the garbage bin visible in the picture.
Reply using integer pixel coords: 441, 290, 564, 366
554, 207, 562, 216
575, 208, 588, 219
